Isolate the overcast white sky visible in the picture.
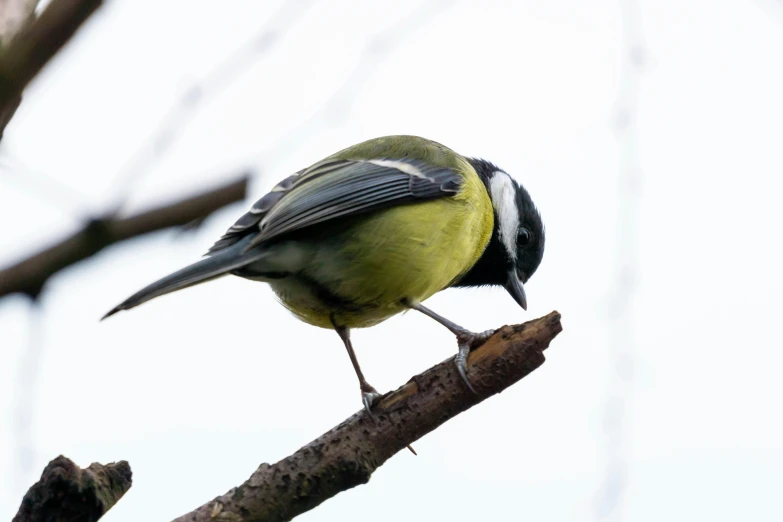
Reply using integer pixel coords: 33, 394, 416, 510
1, 1, 782, 520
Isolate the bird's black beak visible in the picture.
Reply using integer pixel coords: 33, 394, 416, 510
505, 270, 527, 310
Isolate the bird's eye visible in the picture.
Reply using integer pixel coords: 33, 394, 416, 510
518, 227, 532, 246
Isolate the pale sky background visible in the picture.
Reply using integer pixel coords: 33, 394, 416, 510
1, 0, 782, 520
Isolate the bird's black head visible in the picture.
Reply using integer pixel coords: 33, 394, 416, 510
453, 158, 545, 310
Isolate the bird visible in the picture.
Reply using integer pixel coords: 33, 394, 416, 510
102, 135, 545, 413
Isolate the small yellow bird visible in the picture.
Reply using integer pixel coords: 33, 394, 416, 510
104, 136, 545, 412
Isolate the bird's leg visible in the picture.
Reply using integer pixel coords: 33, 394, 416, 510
333, 319, 417, 455
404, 300, 495, 394
332, 321, 382, 417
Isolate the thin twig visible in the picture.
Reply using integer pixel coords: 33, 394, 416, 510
0, 151, 91, 214
108, 0, 455, 208
106, 0, 317, 212
261, 0, 457, 164
0, 174, 250, 300
173, 312, 562, 522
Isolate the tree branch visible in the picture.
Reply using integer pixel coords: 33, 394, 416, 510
174, 311, 563, 522
0, 174, 250, 300
13, 455, 132, 522
0, 0, 103, 139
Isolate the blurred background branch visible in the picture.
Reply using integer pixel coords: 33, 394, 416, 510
0, 174, 249, 300
0, 0, 38, 139
257, 0, 456, 167
0, 0, 103, 140
106, 0, 317, 212
0, 0, 39, 45
596, 0, 647, 520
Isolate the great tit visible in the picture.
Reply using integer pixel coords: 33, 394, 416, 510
103, 135, 545, 412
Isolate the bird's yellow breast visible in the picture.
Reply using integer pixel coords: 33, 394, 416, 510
270, 163, 494, 329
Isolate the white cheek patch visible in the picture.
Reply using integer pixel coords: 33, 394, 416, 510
489, 171, 519, 261
367, 159, 426, 178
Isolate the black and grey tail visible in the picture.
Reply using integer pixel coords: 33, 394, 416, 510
102, 239, 262, 320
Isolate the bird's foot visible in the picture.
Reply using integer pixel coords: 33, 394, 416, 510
359, 382, 415, 453
360, 382, 382, 420
454, 329, 496, 394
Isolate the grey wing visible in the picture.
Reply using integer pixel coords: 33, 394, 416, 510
206, 171, 303, 254
206, 158, 461, 255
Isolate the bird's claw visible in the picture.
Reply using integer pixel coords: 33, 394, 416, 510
455, 342, 478, 394
360, 383, 382, 423
361, 387, 414, 454
454, 328, 496, 394
362, 390, 381, 414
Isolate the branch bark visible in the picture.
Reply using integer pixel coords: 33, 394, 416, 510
174, 311, 563, 522
0, 0, 103, 139
0, 174, 250, 299
13, 455, 132, 522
